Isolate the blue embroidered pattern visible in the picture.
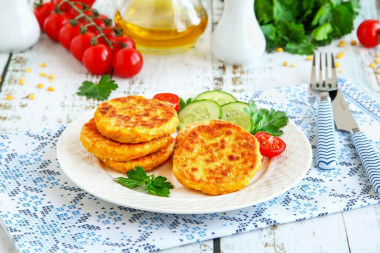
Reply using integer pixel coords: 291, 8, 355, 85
0, 80, 379, 252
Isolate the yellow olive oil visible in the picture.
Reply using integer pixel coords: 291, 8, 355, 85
115, 0, 208, 54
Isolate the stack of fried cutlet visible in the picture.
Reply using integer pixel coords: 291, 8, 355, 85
80, 96, 179, 173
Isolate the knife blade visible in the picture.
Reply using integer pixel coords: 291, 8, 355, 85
330, 89, 380, 193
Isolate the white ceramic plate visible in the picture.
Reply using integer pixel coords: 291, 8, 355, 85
57, 110, 312, 214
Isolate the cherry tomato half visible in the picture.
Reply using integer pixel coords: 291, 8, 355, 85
357, 20, 380, 48
112, 48, 143, 78
153, 93, 180, 111
34, 2, 55, 30
70, 32, 96, 62
255, 132, 286, 158
43, 12, 71, 41
83, 44, 113, 75
59, 23, 81, 50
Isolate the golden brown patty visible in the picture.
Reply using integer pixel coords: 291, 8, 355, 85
80, 118, 174, 161
175, 121, 204, 148
173, 120, 262, 195
94, 96, 179, 143
100, 138, 175, 173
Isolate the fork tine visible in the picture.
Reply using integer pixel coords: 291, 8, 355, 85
319, 52, 323, 88
325, 52, 331, 88
330, 53, 337, 88
310, 53, 316, 87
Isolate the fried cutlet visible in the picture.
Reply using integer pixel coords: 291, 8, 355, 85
80, 118, 174, 161
175, 121, 204, 148
100, 137, 175, 173
173, 120, 262, 195
94, 96, 179, 143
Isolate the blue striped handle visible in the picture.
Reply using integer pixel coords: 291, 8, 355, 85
351, 132, 380, 193
316, 100, 338, 170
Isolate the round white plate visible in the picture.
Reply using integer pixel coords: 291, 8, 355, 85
57, 111, 312, 214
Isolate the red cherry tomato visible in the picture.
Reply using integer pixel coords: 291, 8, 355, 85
255, 132, 286, 158
109, 36, 136, 55
357, 20, 380, 48
82, 44, 113, 75
43, 12, 71, 41
52, 0, 70, 12
70, 32, 96, 62
34, 2, 55, 30
112, 48, 143, 78
88, 14, 111, 34
153, 93, 180, 111
59, 23, 81, 50
53, 0, 95, 13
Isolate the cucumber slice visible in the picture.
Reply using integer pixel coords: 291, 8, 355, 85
178, 100, 222, 129
221, 102, 252, 132
195, 90, 237, 106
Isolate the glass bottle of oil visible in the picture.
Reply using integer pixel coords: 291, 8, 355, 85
115, 0, 208, 54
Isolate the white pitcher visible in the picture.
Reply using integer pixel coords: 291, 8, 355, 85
0, 0, 40, 53
212, 0, 266, 65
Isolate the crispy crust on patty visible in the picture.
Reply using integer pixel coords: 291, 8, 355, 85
80, 118, 174, 161
175, 121, 204, 148
173, 120, 262, 195
94, 96, 179, 143
100, 138, 175, 173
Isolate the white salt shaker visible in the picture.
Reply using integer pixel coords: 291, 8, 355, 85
0, 0, 40, 53
212, 0, 265, 65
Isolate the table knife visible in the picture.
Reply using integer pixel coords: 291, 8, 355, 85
330, 89, 380, 193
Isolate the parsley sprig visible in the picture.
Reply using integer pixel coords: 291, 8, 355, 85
77, 75, 118, 101
115, 166, 174, 197
244, 100, 289, 136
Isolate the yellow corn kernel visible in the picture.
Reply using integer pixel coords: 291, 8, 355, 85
283, 61, 288, 66
335, 62, 340, 68
36, 83, 44, 89
28, 93, 35, 100
19, 77, 24, 85
0, 77, 2, 82
369, 63, 376, 68
40, 62, 47, 67
351, 40, 357, 45
6, 95, 14, 100
306, 55, 313, 61
336, 52, 345, 59
276, 47, 283, 52
25, 68, 31, 73
374, 58, 380, 63
48, 74, 55, 80
376, 53, 380, 58
47, 86, 55, 92
339, 40, 345, 45
290, 64, 295, 68
40, 72, 46, 77
376, 68, 380, 74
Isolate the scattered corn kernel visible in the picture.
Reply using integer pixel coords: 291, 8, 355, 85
0, 77, 2, 82
47, 86, 55, 92
40, 62, 47, 67
335, 62, 340, 68
306, 56, 313, 61
376, 53, 380, 57
374, 58, 380, 63
28, 93, 35, 100
351, 40, 357, 45
40, 72, 46, 77
283, 61, 288, 66
276, 47, 283, 52
336, 52, 345, 59
376, 68, 380, 74
25, 68, 31, 73
6, 95, 14, 100
290, 64, 295, 68
369, 63, 376, 68
19, 77, 24, 85
339, 40, 345, 45
48, 74, 55, 80
37, 83, 44, 89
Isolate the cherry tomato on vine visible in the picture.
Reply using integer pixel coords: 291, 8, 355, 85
255, 132, 286, 158
59, 23, 81, 50
153, 93, 180, 111
82, 44, 113, 75
88, 14, 111, 34
43, 12, 71, 41
70, 32, 96, 62
357, 20, 380, 48
109, 36, 136, 55
34, 2, 55, 30
112, 48, 143, 78
52, 0, 70, 12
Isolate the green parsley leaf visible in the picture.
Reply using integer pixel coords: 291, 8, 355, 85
77, 75, 118, 101
244, 100, 289, 136
115, 166, 173, 197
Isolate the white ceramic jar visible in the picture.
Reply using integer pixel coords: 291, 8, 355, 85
211, 0, 266, 65
0, 0, 40, 53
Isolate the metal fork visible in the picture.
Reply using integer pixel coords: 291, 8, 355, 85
310, 52, 338, 170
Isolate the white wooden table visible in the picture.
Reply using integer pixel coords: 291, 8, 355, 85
1, 0, 380, 252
